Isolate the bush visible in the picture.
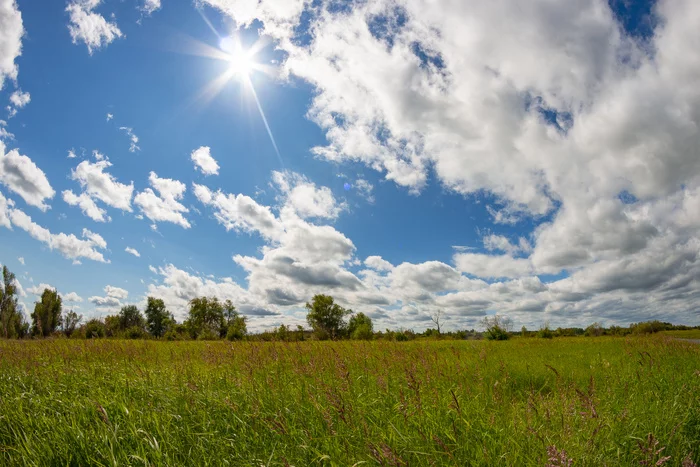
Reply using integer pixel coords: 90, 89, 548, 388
125, 326, 146, 339
83, 319, 105, 339
538, 326, 554, 339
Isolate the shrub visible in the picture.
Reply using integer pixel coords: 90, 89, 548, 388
538, 325, 554, 339
83, 319, 105, 339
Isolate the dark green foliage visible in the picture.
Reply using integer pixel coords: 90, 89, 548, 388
144, 297, 173, 338
585, 322, 605, 337
82, 319, 105, 339
348, 312, 373, 340
0, 265, 27, 339
118, 305, 145, 331
305, 294, 351, 340
31, 288, 62, 337
630, 320, 669, 334
538, 325, 554, 339
62, 310, 82, 337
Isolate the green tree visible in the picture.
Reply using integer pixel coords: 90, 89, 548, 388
186, 297, 225, 340
305, 294, 351, 340
348, 312, 373, 340
481, 315, 511, 340
144, 297, 173, 338
31, 288, 63, 337
118, 305, 145, 330
62, 310, 83, 337
0, 265, 28, 338
82, 318, 105, 339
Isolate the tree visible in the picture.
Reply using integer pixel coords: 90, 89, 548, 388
305, 294, 351, 340
144, 297, 173, 338
0, 265, 28, 338
348, 312, 373, 340
223, 300, 247, 341
118, 305, 145, 330
31, 288, 63, 337
430, 309, 445, 334
62, 310, 83, 337
481, 315, 512, 340
186, 297, 225, 340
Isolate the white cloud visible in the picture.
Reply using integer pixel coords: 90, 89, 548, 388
190, 146, 219, 176
0, 141, 55, 210
119, 126, 140, 153
69, 158, 133, 214
17, 256, 23, 265
27, 282, 55, 295
454, 252, 533, 279
67, 149, 77, 159
141, 0, 161, 16
0, 120, 12, 140
66, 0, 123, 54
0, 0, 23, 91
194, 183, 283, 239
354, 179, 375, 203
62, 292, 83, 302
62, 189, 109, 222
9, 89, 29, 107
89, 284, 128, 307
134, 172, 190, 228
272, 170, 345, 219
0, 189, 11, 228
483, 234, 531, 256
106, 113, 113, 121
125, 246, 140, 257
364, 255, 393, 272
5, 208, 108, 263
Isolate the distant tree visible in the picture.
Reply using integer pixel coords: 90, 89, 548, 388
62, 310, 83, 337
481, 315, 511, 340
276, 324, 290, 341
348, 312, 373, 340
83, 318, 105, 339
118, 305, 145, 331
31, 288, 63, 337
521, 326, 528, 337
305, 294, 351, 340
585, 322, 605, 337
186, 297, 225, 340
223, 301, 247, 341
104, 315, 121, 337
430, 309, 445, 334
144, 297, 173, 338
296, 325, 306, 341
538, 322, 554, 339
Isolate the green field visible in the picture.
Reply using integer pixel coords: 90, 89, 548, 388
1, 337, 698, 466
661, 329, 700, 340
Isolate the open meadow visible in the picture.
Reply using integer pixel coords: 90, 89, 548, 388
0, 336, 698, 466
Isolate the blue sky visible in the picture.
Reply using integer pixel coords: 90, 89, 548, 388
1, 0, 699, 331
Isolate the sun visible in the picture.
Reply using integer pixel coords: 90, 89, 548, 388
219, 36, 254, 77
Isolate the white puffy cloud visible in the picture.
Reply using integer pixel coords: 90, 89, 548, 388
27, 283, 55, 295
454, 252, 534, 279
119, 127, 140, 153
0, 119, 12, 140
66, 0, 123, 54
0, 0, 23, 91
272, 170, 345, 220
364, 255, 393, 272
125, 246, 140, 257
62, 292, 83, 302
6, 208, 108, 263
134, 172, 190, 228
68, 157, 133, 217
194, 183, 283, 239
0, 189, 12, 228
8, 88, 28, 108
0, 141, 55, 210
190, 146, 219, 176
353, 179, 375, 203
17, 256, 23, 265
89, 285, 128, 307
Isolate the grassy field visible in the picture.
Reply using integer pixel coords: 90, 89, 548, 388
0, 337, 698, 466
661, 329, 700, 340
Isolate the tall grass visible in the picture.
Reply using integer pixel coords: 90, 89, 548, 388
0, 337, 698, 465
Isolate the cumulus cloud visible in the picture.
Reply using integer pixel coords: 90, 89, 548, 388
141, 0, 161, 16
66, 0, 123, 54
17, 256, 23, 265
89, 285, 128, 307
8, 89, 29, 108
134, 172, 190, 228
272, 170, 345, 219
62, 292, 83, 302
65, 157, 133, 219
186, 0, 700, 328
191, 146, 219, 176
0, 0, 23, 91
0, 141, 55, 210
0, 120, 12, 140
125, 246, 140, 257
27, 282, 55, 295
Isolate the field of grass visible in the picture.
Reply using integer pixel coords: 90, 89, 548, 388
661, 329, 700, 340
0, 337, 698, 466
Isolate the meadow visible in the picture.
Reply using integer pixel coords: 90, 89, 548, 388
0, 336, 698, 466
